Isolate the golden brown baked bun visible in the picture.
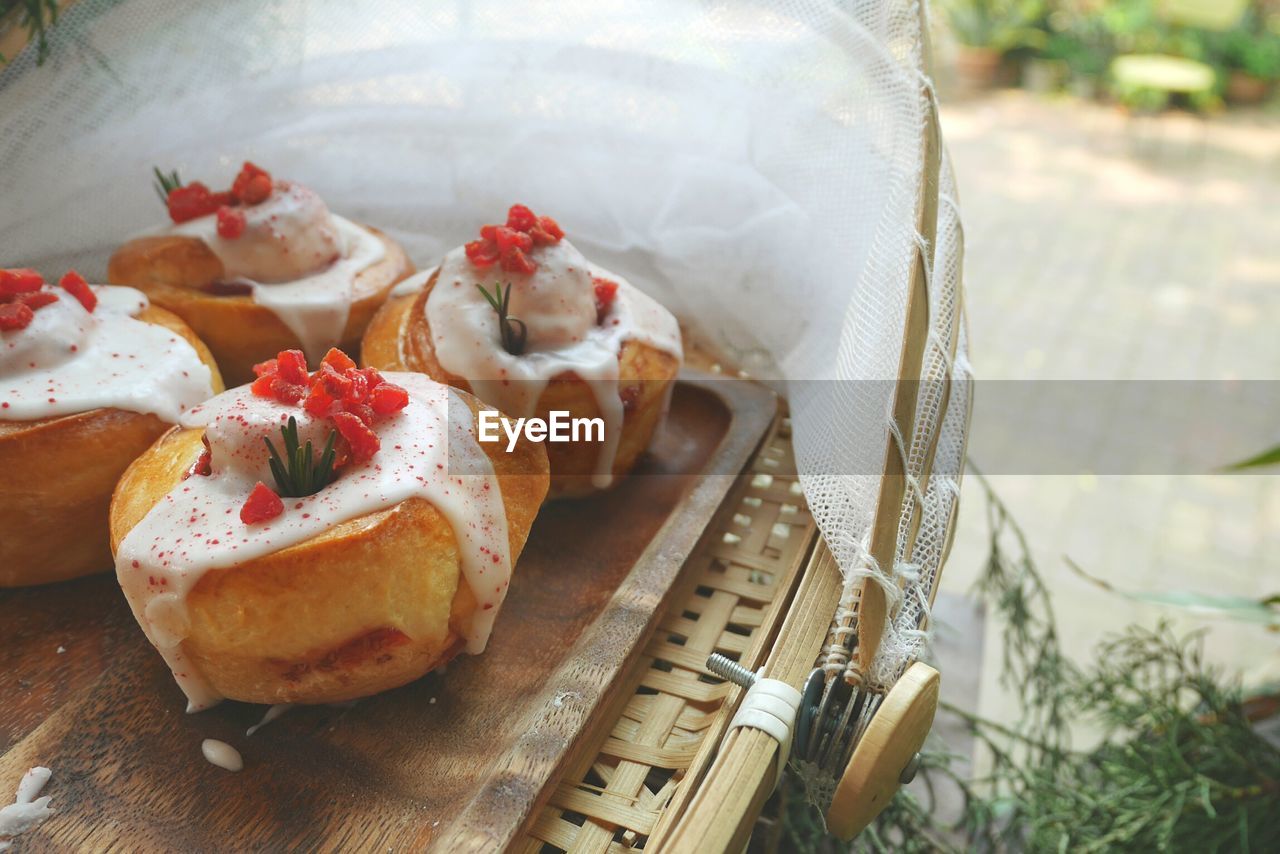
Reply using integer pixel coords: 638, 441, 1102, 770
361, 271, 680, 498
108, 391, 549, 705
106, 227, 413, 386
0, 306, 223, 587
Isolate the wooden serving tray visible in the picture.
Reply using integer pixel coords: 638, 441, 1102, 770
0, 372, 777, 852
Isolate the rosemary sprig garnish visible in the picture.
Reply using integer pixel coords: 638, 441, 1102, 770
152, 167, 183, 203
476, 281, 528, 356
263, 416, 338, 498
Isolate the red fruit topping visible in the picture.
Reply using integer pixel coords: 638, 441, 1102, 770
275, 349, 308, 384
465, 239, 500, 268
216, 206, 247, 239
466, 204, 563, 273
593, 276, 619, 324
493, 226, 533, 254
0, 268, 43, 296
250, 373, 276, 399
505, 204, 537, 232
270, 378, 307, 405
231, 162, 274, 205
304, 383, 339, 418
369, 382, 409, 415
58, 270, 97, 313
17, 291, 59, 310
250, 347, 407, 469
332, 411, 381, 463
320, 347, 357, 373
166, 181, 220, 223
240, 481, 284, 525
537, 215, 564, 241
184, 444, 212, 480
501, 247, 537, 275
0, 302, 34, 331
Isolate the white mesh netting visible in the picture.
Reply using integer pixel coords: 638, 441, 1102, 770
0, 0, 966, 697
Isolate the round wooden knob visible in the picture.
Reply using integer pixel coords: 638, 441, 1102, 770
824, 662, 940, 840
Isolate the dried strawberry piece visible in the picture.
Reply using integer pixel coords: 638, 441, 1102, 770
17, 291, 59, 310
166, 182, 220, 223
537, 215, 563, 241
343, 370, 369, 404
506, 204, 537, 232
184, 442, 213, 480
231, 162, 273, 205
359, 367, 385, 390
501, 246, 537, 275
332, 411, 380, 462
250, 374, 276, 398
275, 349, 308, 385
304, 383, 340, 418
465, 239, 500, 268
0, 302, 34, 331
216, 206, 247, 239
252, 358, 279, 378
0, 268, 43, 296
320, 347, 357, 373
346, 402, 376, 426
240, 481, 284, 524
369, 381, 409, 415
479, 224, 500, 242
593, 276, 619, 323
59, 270, 97, 313
270, 378, 307, 405
493, 226, 533, 254
317, 364, 354, 400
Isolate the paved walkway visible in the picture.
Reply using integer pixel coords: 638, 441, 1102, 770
935, 92, 1280, 728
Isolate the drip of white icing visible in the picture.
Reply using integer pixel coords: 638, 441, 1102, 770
389, 267, 436, 299
246, 704, 292, 737
0, 284, 214, 422
116, 373, 511, 712
168, 182, 386, 362
426, 239, 682, 488
0, 766, 54, 850
200, 739, 243, 772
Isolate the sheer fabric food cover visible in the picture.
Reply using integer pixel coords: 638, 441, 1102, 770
0, 0, 967, 686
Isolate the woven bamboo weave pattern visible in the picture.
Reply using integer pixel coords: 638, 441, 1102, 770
521, 412, 818, 852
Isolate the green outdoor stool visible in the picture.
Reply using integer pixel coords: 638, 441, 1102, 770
1110, 0, 1250, 109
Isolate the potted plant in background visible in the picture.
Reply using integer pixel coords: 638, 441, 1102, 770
1216, 12, 1280, 104
939, 0, 1047, 88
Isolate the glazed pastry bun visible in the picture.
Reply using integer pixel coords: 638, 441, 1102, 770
110, 347, 549, 709
362, 204, 683, 498
107, 162, 413, 386
0, 268, 222, 587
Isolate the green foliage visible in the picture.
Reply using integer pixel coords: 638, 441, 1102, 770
1206, 10, 1280, 80
264, 416, 338, 498
476, 282, 528, 356
777, 466, 1280, 852
1226, 443, 1280, 471
0, 0, 59, 65
152, 167, 182, 205
938, 0, 1049, 53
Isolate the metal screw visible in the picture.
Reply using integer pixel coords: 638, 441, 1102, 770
706, 653, 757, 688
899, 752, 922, 784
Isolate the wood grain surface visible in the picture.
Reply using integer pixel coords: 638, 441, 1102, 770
0, 373, 776, 852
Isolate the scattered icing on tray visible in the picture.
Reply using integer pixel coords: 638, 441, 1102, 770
200, 739, 243, 772
116, 373, 510, 711
0, 766, 54, 850
0, 284, 214, 422
426, 238, 682, 488
169, 182, 386, 362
